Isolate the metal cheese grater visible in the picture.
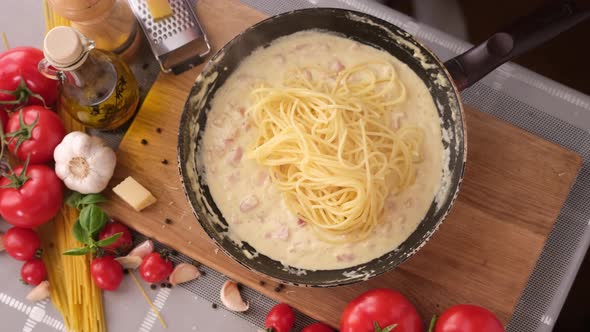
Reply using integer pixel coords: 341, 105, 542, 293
127, 0, 211, 74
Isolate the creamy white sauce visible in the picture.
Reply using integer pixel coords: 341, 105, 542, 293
200, 31, 443, 270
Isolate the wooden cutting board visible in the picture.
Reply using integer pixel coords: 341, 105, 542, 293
103, 0, 582, 327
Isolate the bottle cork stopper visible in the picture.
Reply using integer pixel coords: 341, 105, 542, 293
43, 26, 84, 69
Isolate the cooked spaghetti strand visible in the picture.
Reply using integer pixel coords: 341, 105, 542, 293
246, 62, 423, 242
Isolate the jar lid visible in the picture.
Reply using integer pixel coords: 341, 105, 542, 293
43, 26, 93, 70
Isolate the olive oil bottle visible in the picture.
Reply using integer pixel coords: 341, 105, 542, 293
39, 26, 139, 130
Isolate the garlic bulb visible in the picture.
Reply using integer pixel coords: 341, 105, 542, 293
54, 131, 116, 194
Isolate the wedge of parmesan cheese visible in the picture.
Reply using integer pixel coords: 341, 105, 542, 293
113, 176, 157, 211
146, 0, 173, 21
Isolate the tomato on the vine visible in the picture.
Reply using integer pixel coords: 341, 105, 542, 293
98, 221, 133, 255
21, 258, 47, 286
340, 288, 423, 332
139, 252, 173, 283
0, 47, 58, 112
5, 105, 65, 164
2, 227, 41, 261
432, 304, 504, 332
0, 163, 63, 228
90, 256, 123, 291
264, 303, 295, 332
302, 322, 334, 332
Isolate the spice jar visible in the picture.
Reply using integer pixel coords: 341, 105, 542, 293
47, 0, 138, 54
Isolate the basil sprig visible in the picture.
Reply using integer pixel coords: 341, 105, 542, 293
63, 192, 122, 256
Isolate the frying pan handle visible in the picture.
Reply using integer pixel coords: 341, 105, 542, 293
444, 0, 590, 91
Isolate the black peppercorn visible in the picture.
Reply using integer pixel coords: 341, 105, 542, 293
259, 280, 266, 286
141, 139, 148, 145
156, 127, 162, 133
212, 303, 218, 309
161, 159, 169, 165
164, 218, 172, 225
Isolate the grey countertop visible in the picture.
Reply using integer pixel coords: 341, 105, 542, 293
2, 1, 590, 332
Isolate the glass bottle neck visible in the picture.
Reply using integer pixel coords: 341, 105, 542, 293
59, 50, 118, 106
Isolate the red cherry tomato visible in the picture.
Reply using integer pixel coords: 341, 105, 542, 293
90, 256, 123, 291
98, 221, 133, 255
0, 164, 63, 228
264, 303, 295, 332
139, 252, 174, 284
2, 227, 41, 261
21, 258, 47, 286
0, 47, 58, 112
340, 288, 423, 332
6, 105, 66, 164
302, 322, 334, 332
433, 304, 504, 332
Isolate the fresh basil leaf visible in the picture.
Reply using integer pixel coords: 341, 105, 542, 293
79, 204, 108, 236
95, 232, 122, 247
72, 220, 90, 245
79, 193, 107, 206
65, 191, 83, 209
63, 247, 92, 256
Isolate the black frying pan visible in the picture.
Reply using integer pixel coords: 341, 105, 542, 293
178, 1, 589, 287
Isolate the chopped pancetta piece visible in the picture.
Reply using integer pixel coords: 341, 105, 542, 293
226, 147, 243, 166
274, 54, 286, 64
330, 59, 345, 73
227, 171, 240, 183
272, 225, 289, 241
336, 253, 355, 262
255, 170, 269, 186
239, 195, 259, 212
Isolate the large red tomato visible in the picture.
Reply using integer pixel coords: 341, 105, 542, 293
0, 47, 57, 111
0, 164, 63, 228
340, 289, 423, 332
6, 105, 65, 164
433, 305, 504, 332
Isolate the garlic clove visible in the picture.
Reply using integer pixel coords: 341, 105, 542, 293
26, 281, 50, 302
128, 240, 154, 259
220, 280, 249, 312
169, 263, 201, 286
0, 233, 4, 252
115, 255, 142, 270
